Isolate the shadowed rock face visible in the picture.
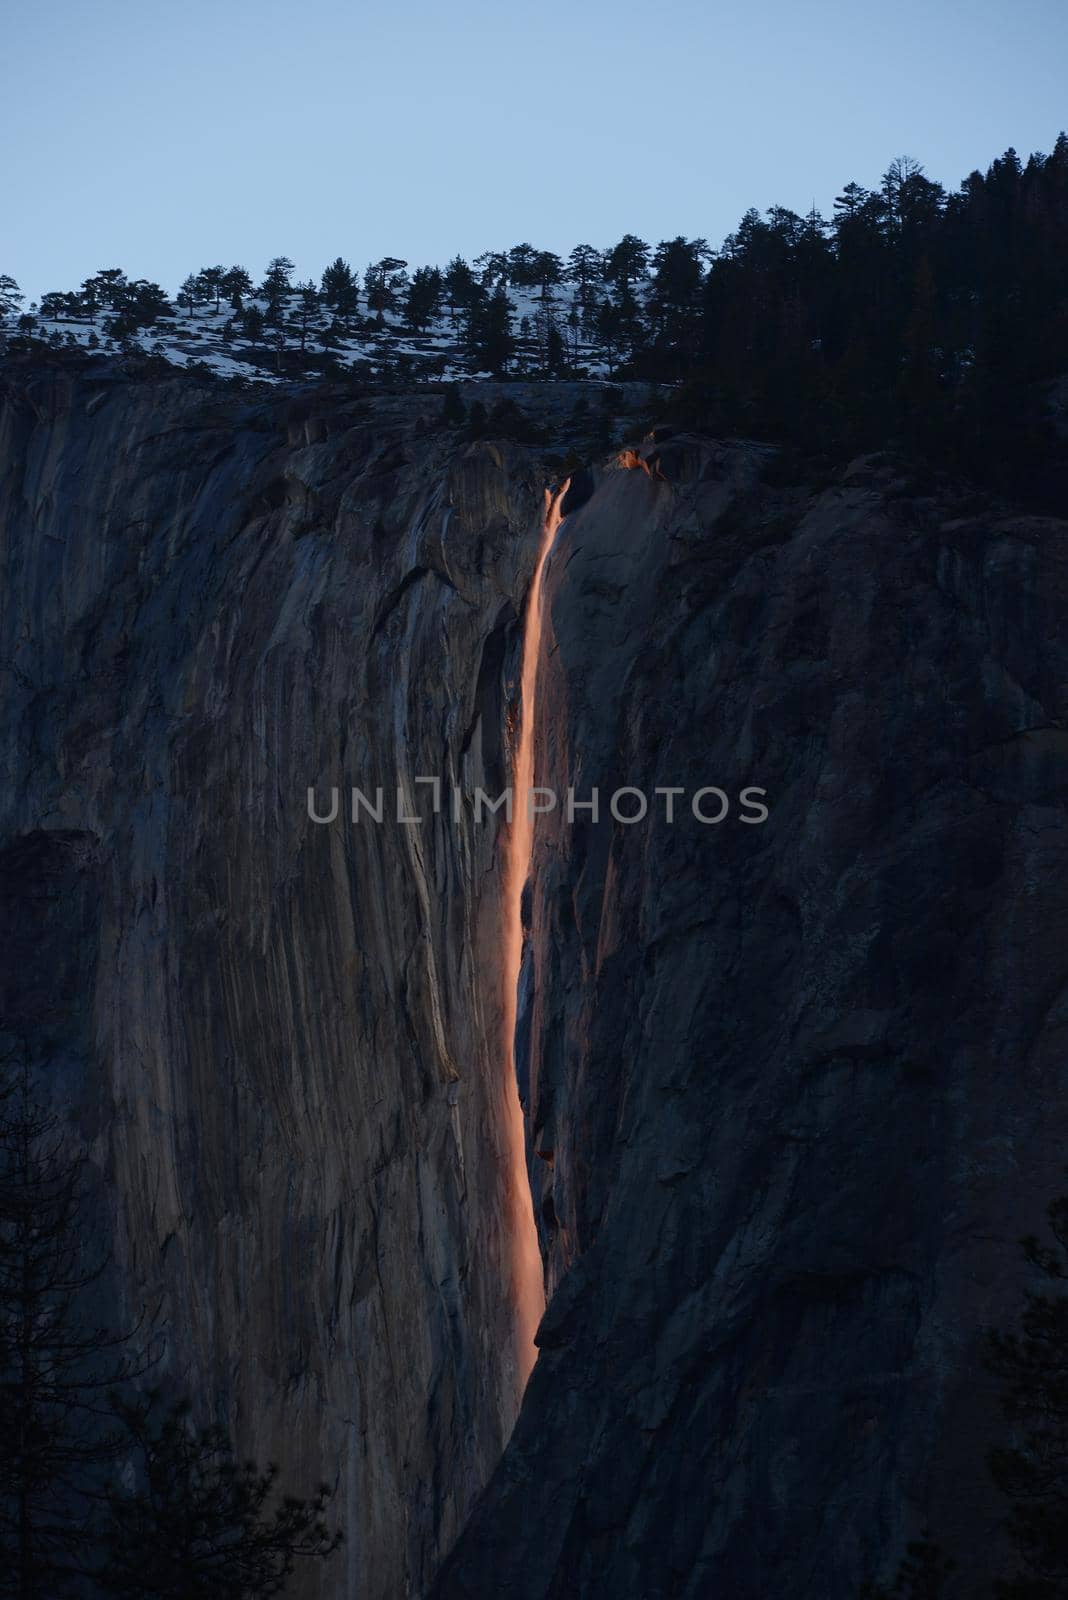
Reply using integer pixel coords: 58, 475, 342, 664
4, 365, 1068, 1599
436, 443, 1068, 1598
0, 366, 549, 1598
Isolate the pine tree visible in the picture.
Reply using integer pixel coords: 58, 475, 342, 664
465, 284, 514, 376
0, 276, 23, 319
533, 250, 564, 302
547, 319, 567, 374
594, 298, 625, 377
197, 266, 226, 312
0, 1060, 150, 1599
880, 156, 926, 238
10, 125, 1068, 509
506, 243, 539, 288
833, 181, 872, 225
404, 266, 443, 331
603, 234, 650, 292
647, 237, 708, 341
221, 266, 253, 311
443, 257, 480, 324
870, 1183, 1068, 1597
178, 275, 206, 318
899, 255, 943, 443
566, 306, 582, 362
241, 304, 265, 350
294, 282, 319, 354
262, 292, 287, 332
983, 1191, 1068, 1597
123, 282, 170, 331
97, 1395, 341, 1599
79, 278, 101, 324
472, 251, 508, 289
532, 306, 567, 375
566, 245, 602, 306
92, 269, 128, 307
80, 270, 128, 325
364, 258, 408, 314
594, 282, 643, 376
317, 317, 345, 354
260, 257, 295, 301
320, 257, 358, 318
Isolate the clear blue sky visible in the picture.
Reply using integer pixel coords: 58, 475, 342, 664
4, 0, 1066, 303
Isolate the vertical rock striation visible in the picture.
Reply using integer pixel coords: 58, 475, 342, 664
0, 364, 550, 1597
437, 439, 1068, 1598
6, 365, 1068, 1598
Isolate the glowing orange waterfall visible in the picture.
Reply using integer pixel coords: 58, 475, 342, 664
502, 479, 570, 1390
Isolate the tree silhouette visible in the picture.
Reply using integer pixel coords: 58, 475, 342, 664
603, 233, 649, 292
10, 128, 1068, 510
241, 303, 265, 351
565, 245, 602, 306
294, 282, 320, 354
178, 274, 206, 317
320, 257, 358, 319
364, 257, 408, 314
506, 243, 539, 288
465, 284, 514, 376
0, 1056, 344, 1597
260, 257, 295, 302
0, 276, 23, 319
81, 270, 128, 315
443, 257, 480, 324
405, 266, 443, 332
865, 1183, 1068, 1598
222, 265, 253, 311
197, 266, 226, 312
0, 1060, 151, 1599
97, 1396, 341, 1599
984, 1191, 1068, 1597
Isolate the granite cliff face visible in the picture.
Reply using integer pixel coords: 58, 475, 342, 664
0, 364, 550, 1597
3, 362, 1068, 1598
438, 439, 1068, 1597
